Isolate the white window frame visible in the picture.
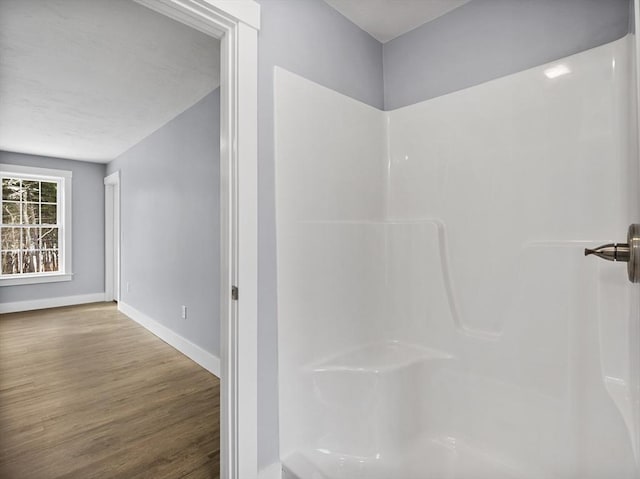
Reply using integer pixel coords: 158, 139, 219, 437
0, 164, 73, 286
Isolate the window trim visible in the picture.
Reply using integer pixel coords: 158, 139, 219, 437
0, 164, 73, 287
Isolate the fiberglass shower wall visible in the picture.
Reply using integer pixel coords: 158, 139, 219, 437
275, 36, 640, 479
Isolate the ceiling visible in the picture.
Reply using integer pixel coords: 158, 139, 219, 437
324, 0, 472, 43
0, 0, 220, 163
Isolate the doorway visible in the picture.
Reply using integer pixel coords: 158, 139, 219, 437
104, 171, 119, 303
128, 1, 259, 478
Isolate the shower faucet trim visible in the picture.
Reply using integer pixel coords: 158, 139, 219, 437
585, 224, 640, 283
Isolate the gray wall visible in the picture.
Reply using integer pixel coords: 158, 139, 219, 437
106, 89, 220, 356
255, 0, 384, 468
383, 0, 631, 110
0, 151, 106, 303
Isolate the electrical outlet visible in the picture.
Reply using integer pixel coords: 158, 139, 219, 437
127, 282, 131, 293
181, 305, 187, 320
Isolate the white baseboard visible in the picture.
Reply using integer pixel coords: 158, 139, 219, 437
259, 462, 283, 479
0, 292, 107, 314
118, 301, 220, 378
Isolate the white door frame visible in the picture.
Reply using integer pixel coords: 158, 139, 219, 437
131, 1, 260, 477
104, 171, 120, 302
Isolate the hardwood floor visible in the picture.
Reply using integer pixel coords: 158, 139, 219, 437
0, 302, 220, 479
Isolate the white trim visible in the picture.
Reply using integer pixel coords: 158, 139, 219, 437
130, 2, 259, 476
0, 163, 73, 285
259, 462, 283, 479
104, 171, 120, 302
133, 0, 260, 33
119, 301, 221, 377
0, 272, 72, 287
201, 0, 260, 29
0, 292, 106, 314
0, 163, 72, 179
103, 172, 120, 185
234, 20, 259, 479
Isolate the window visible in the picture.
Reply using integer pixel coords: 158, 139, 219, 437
0, 165, 72, 286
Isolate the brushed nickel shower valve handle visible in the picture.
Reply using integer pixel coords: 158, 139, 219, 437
584, 224, 640, 283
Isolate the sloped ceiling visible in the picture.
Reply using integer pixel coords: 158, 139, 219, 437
0, 0, 220, 163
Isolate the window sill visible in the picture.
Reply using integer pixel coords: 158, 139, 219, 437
0, 273, 73, 287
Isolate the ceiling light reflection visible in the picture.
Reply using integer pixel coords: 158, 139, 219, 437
544, 64, 571, 79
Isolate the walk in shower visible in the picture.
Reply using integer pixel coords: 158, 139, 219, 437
275, 30, 640, 479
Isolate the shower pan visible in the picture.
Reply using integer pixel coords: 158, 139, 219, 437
275, 35, 640, 479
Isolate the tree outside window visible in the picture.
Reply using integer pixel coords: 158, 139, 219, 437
0, 165, 72, 286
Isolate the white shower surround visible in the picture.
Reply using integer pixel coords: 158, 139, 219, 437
275, 36, 640, 479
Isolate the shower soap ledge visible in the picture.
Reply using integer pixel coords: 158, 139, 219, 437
310, 340, 452, 374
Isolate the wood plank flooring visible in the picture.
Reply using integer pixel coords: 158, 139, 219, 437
0, 302, 220, 479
